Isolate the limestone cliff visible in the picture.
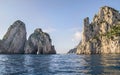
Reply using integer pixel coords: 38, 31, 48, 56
75, 6, 120, 54
24, 28, 56, 54
2, 20, 26, 53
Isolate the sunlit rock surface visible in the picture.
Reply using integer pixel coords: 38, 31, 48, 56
72, 6, 120, 54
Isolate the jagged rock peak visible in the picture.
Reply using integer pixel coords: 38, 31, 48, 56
100, 6, 119, 13
3, 20, 26, 40
93, 6, 120, 25
34, 28, 51, 42
14, 20, 25, 25
10, 20, 26, 29
84, 17, 89, 26
34, 28, 43, 33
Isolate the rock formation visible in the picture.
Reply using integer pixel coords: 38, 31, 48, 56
24, 28, 56, 54
0, 40, 6, 53
0, 20, 56, 54
2, 20, 26, 53
71, 6, 120, 54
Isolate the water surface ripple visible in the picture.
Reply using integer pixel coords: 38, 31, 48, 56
0, 54, 120, 75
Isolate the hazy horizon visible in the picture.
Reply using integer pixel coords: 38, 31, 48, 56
0, 0, 120, 53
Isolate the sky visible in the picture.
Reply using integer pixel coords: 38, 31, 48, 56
0, 0, 120, 53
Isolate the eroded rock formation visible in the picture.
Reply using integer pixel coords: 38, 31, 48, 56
71, 6, 120, 54
24, 28, 56, 54
0, 20, 56, 54
2, 20, 26, 53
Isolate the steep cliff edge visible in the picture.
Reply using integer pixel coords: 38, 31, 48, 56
72, 6, 120, 54
24, 28, 56, 54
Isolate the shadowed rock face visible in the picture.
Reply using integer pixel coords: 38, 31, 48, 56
70, 6, 120, 54
2, 20, 26, 53
0, 40, 6, 53
24, 28, 56, 54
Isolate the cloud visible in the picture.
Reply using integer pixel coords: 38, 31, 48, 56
43, 27, 56, 33
70, 27, 82, 42
69, 27, 82, 32
72, 31, 82, 42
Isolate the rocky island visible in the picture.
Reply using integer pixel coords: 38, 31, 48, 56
69, 6, 120, 54
24, 28, 56, 54
0, 20, 56, 54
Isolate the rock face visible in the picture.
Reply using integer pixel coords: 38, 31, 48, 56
24, 28, 56, 54
2, 20, 26, 53
75, 6, 120, 54
0, 20, 56, 54
0, 40, 6, 53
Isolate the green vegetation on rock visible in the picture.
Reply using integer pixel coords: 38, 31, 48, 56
106, 23, 120, 39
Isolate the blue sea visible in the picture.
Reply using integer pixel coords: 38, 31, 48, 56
0, 54, 120, 75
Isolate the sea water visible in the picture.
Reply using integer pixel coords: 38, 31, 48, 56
0, 54, 120, 75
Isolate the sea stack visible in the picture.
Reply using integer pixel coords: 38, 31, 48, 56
0, 20, 56, 54
2, 20, 26, 53
69, 6, 120, 54
24, 28, 56, 54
